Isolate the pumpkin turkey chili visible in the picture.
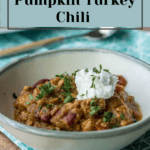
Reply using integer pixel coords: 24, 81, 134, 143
14, 65, 142, 131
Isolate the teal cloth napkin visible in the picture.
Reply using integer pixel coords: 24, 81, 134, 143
0, 30, 150, 150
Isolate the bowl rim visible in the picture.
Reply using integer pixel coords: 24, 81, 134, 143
0, 48, 150, 139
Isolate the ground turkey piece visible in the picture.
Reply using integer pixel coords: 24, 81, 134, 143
50, 99, 106, 131
14, 75, 142, 131
80, 98, 106, 119
106, 92, 134, 126
81, 118, 98, 131
50, 101, 83, 131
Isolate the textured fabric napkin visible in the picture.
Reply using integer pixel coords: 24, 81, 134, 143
0, 29, 150, 150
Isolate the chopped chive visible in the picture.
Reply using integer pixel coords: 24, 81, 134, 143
120, 113, 125, 120
29, 94, 34, 100
103, 111, 112, 122
99, 64, 102, 73
63, 92, 73, 98
60, 76, 74, 93
64, 95, 74, 104
112, 114, 116, 118
90, 106, 101, 116
58, 98, 61, 101
43, 109, 46, 112
103, 69, 109, 73
110, 124, 119, 128
85, 68, 88, 72
86, 90, 88, 96
91, 76, 96, 89
52, 128, 56, 130
38, 105, 42, 110
35, 82, 55, 100
46, 103, 54, 109
81, 94, 85, 96
72, 69, 80, 76
25, 101, 30, 105
90, 100, 95, 106
55, 72, 67, 78
93, 67, 99, 73
90, 99, 98, 106
93, 64, 109, 74
103, 117, 107, 123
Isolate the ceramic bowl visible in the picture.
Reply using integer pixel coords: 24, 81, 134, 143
0, 48, 150, 150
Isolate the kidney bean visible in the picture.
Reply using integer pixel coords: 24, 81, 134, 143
65, 113, 76, 126
41, 114, 50, 123
32, 79, 49, 89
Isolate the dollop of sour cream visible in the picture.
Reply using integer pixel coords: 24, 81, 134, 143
75, 69, 118, 100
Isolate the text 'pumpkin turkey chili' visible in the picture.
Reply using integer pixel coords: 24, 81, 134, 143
14, 65, 142, 131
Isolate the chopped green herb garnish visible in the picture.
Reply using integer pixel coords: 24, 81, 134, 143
91, 76, 96, 89
90, 100, 95, 106
90, 106, 101, 116
95, 96, 97, 99
36, 82, 55, 100
99, 64, 102, 73
93, 67, 99, 73
86, 90, 88, 96
85, 68, 88, 72
103, 117, 107, 123
81, 94, 85, 96
93, 64, 108, 74
55, 72, 67, 78
58, 98, 61, 101
112, 114, 116, 118
120, 113, 125, 120
63, 77, 74, 92
64, 94, 74, 104
90, 99, 98, 106
25, 101, 30, 105
103, 111, 112, 122
38, 105, 42, 110
59, 75, 74, 93
103, 69, 109, 73
12, 93, 17, 99
46, 103, 54, 109
72, 69, 80, 76
63, 92, 71, 98
90, 75, 95, 77
110, 124, 119, 128
52, 128, 56, 130
43, 109, 46, 112
29, 94, 34, 100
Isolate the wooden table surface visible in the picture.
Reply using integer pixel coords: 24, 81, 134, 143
0, 132, 20, 150
0, 28, 150, 150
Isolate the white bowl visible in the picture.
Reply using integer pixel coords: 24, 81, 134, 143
0, 48, 150, 150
